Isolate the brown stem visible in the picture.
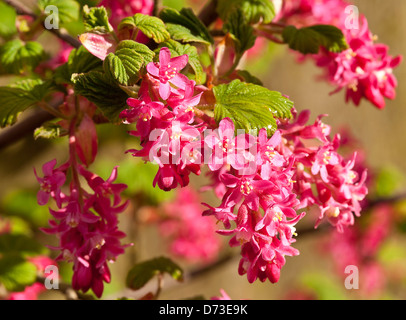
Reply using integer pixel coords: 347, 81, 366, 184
0, 109, 55, 150
198, 0, 219, 27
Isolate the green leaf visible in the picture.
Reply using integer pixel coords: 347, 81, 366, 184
104, 53, 129, 85
38, 0, 80, 25
0, 234, 48, 257
223, 9, 256, 55
158, 39, 204, 84
126, 257, 183, 290
82, 5, 113, 33
104, 40, 155, 85
0, 255, 37, 292
118, 14, 170, 43
72, 71, 128, 122
0, 2, 17, 38
0, 39, 45, 74
217, 0, 275, 24
160, 8, 213, 45
54, 45, 103, 84
0, 79, 56, 127
282, 24, 349, 54
213, 79, 293, 136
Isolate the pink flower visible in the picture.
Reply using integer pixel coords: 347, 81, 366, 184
146, 47, 189, 100
34, 159, 66, 208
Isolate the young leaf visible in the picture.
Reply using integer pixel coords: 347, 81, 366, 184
72, 71, 128, 122
217, 0, 275, 24
82, 5, 113, 33
126, 257, 183, 290
223, 9, 256, 56
54, 46, 103, 84
37, 0, 80, 25
104, 40, 155, 85
0, 255, 37, 292
118, 14, 170, 43
158, 40, 204, 84
213, 79, 293, 136
0, 79, 56, 127
282, 25, 349, 54
160, 7, 213, 45
0, 39, 45, 74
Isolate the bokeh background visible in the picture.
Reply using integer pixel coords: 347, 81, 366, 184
1, 0, 406, 300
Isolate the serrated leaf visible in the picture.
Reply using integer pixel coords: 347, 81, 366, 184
72, 71, 128, 122
54, 45, 103, 84
213, 79, 293, 136
158, 39, 204, 84
282, 24, 349, 54
223, 9, 256, 55
104, 53, 129, 84
0, 79, 56, 127
126, 257, 183, 290
160, 8, 213, 45
0, 234, 48, 257
38, 0, 80, 24
0, 255, 37, 292
104, 40, 155, 85
217, 0, 275, 24
82, 5, 113, 33
0, 39, 45, 74
118, 14, 170, 43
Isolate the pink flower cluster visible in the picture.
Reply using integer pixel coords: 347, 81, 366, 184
120, 47, 205, 191
276, 0, 402, 109
278, 109, 368, 232
121, 47, 369, 284
36, 96, 129, 298
159, 188, 222, 263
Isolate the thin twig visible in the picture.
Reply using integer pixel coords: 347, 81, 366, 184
0, 109, 55, 150
198, 0, 219, 27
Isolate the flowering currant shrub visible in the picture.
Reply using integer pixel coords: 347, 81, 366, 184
0, 0, 403, 300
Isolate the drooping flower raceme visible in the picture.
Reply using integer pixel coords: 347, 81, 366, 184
36, 94, 129, 298
275, 0, 402, 109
